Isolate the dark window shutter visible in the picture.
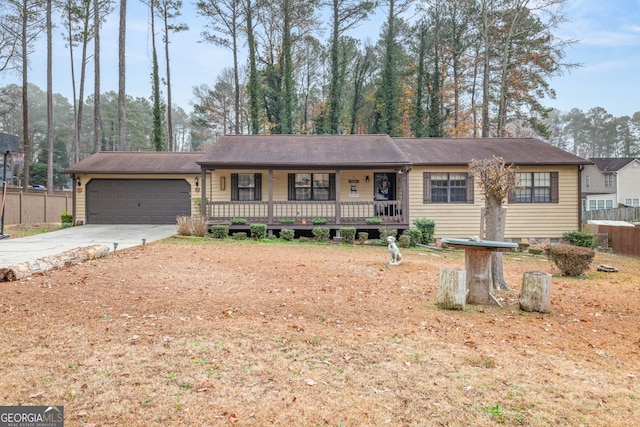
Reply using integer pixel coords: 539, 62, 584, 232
288, 174, 295, 200
329, 173, 336, 200
466, 173, 474, 204
231, 173, 239, 201
254, 174, 262, 201
423, 172, 431, 204
551, 171, 559, 203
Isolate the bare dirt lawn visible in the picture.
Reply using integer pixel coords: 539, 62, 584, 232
1, 237, 639, 426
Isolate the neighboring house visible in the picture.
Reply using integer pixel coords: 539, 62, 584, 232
65, 135, 589, 240
582, 158, 640, 211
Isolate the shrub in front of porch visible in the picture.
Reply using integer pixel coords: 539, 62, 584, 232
211, 225, 229, 239
230, 217, 247, 225
413, 219, 435, 244
379, 228, 397, 243
312, 226, 330, 243
279, 228, 295, 241
250, 224, 268, 239
407, 228, 422, 247
340, 227, 356, 245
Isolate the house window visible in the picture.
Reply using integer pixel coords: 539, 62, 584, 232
423, 172, 474, 204
585, 175, 590, 188
231, 173, 262, 201
597, 200, 605, 210
625, 198, 640, 207
606, 200, 613, 209
589, 200, 597, 211
604, 173, 614, 188
288, 173, 336, 201
512, 172, 558, 203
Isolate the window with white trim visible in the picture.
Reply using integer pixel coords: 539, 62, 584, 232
604, 173, 614, 188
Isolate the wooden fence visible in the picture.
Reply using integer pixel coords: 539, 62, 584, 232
1, 191, 72, 225
591, 224, 640, 258
582, 207, 640, 223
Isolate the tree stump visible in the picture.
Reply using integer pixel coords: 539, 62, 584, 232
465, 247, 493, 304
519, 271, 552, 313
438, 268, 467, 310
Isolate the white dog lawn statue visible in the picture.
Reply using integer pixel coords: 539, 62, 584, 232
387, 236, 402, 265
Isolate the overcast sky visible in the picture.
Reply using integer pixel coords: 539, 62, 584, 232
1, 0, 638, 118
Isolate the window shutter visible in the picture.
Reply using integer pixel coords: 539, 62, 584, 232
466, 173, 474, 204
329, 173, 336, 200
254, 174, 262, 201
551, 171, 559, 203
423, 172, 431, 204
231, 173, 239, 201
288, 174, 295, 200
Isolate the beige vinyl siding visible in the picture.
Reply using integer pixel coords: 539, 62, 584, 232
408, 165, 580, 240
408, 166, 481, 238
74, 174, 198, 224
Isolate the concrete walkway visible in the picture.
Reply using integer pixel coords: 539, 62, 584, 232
0, 224, 177, 268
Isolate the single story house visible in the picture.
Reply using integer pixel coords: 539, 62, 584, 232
64, 135, 590, 240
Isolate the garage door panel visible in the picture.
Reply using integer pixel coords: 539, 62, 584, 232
86, 179, 191, 224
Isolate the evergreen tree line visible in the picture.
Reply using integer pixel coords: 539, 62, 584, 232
0, 0, 625, 189
546, 108, 640, 159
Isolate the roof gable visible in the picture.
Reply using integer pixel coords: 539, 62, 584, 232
197, 134, 410, 169
590, 157, 639, 172
64, 152, 203, 174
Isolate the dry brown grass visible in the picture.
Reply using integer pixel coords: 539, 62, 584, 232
0, 238, 639, 426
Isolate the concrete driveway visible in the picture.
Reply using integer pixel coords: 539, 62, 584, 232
0, 224, 177, 268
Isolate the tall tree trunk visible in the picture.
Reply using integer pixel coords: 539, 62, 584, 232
163, 7, 173, 150
93, 0, 102, 153
118, 0, 127, 149
21, 0, 30, 191
76, 10, 90, 157
65, 1, 79, 162
481, 0, 490, 138
484, 192, 508, 289
46, 0, 53, 193
245, 0, 260, 135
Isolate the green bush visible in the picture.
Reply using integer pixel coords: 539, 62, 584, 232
250, 224, 268, 239
398, 234, 411, 248
232, 232, 248, 240
413, 219, 435, 244
528, 247, 543, 255
312, 226, 330, 243
61, 211, 73, 224
406, 228, 422, 247
562, 230, 594, 248
210, 225, 229, 239
379, 228, 397, 242
365, 217, 381, 224
230, 217, 247, 225
358, 232, 369, 242
340, 227, 356, 245
547, 243, 595, 277
312, 217, 327, 225
279, 228, 295, 241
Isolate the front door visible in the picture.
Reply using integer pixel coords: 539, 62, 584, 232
374, 173, 396, 201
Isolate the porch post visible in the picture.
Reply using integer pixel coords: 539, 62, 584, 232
268, 170, 274, 223
402, 167, 410, 225
201, 168, 207, 217
335, 170, 341, 226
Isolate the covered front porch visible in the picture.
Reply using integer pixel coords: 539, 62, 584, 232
200, 167, 411, 234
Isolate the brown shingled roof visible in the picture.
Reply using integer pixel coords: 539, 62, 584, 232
393, 138, 590, 165
590, 157, 639, 172
63, 152, 203, 174
197, 134, 411, 169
